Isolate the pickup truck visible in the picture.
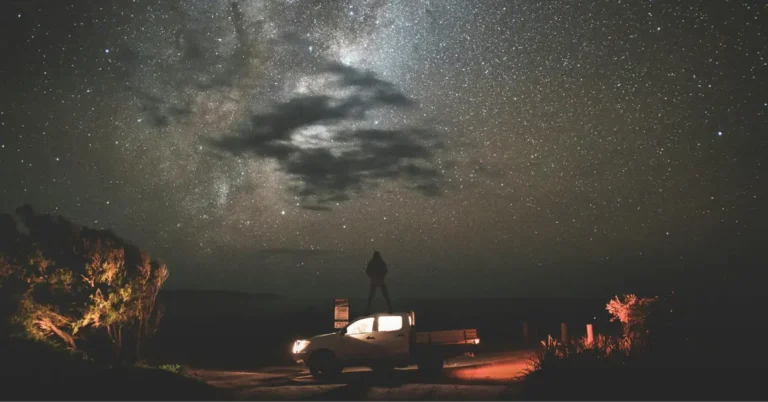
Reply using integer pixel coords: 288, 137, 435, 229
292, 312, 480, 381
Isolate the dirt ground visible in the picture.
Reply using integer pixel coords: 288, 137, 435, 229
188, 350, 534, 401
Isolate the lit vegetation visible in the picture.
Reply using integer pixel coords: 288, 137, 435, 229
159, 363, 183, 374
520, 293, 684, 399
0, 205, 168, 364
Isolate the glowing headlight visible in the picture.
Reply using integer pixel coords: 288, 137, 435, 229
293, 340, 310, 354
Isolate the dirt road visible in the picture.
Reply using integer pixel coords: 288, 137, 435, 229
189, 349, 534, 401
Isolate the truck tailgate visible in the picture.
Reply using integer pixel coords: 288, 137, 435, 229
415, 329, 479, 345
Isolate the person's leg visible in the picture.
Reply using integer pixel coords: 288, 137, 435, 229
365, 281, 376, 315
381, 283, 393, 314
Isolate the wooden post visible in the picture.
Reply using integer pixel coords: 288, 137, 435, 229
523, 321, 529, 346
586, 324, 594, 346
560, 322, 567, 344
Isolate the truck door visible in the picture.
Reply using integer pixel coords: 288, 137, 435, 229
340, 317, 377, 361
373, 314, 410, 362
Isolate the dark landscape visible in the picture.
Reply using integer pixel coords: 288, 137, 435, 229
1, 205, 767, 400
153, 287, 768, 368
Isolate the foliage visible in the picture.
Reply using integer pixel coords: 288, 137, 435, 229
526, 332, 636, 374
0, 205, 169, 364
526, 293, 662, 374
519, 290, 764, 399
525, 294, 654, 367
605, 293, 658, 348
158, 363, 183, 374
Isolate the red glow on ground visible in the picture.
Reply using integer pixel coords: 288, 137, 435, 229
446, 359, 530, 382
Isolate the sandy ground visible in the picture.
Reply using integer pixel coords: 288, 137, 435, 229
189, 349, 534, 401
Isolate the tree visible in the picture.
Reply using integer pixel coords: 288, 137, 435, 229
606, 294, 658, 348
74, 239, 133, 357
0, 206, 170, 363
132, 255, 169, 360
13, 250, 79, 350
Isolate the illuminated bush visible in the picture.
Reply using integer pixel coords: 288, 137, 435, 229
158, 363, 183, 374
605, 293, 658, 349
0, 205, 169, 363
527, 331, 637, 374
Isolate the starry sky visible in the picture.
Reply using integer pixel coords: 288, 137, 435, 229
1, 0, 766, 298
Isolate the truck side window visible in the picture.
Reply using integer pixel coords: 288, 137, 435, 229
377, 315, 403, 332
346, 317, 374, 335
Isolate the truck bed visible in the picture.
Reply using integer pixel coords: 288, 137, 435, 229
415, 329, 479, 345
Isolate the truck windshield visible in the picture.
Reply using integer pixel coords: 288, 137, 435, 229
346, 317, 374, 335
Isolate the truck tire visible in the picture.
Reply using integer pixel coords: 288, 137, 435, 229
416, 355, 444, 378
371, 363, 396, 378
308, 350, 342, 382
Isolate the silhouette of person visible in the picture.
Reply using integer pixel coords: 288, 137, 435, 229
364, 250, 392, 315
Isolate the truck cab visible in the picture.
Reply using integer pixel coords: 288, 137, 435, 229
292, 312, 479, 381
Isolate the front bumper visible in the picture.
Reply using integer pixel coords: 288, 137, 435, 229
292, 352, 307, 365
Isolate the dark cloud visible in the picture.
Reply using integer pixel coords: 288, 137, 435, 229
108, 1, 447, 205
210, 63, 444, 208
280, 127, 443, 201
325, 62, 412, 106
300, 204, 333, 212
134, 92, 192, 128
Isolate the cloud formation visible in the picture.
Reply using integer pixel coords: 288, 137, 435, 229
211, 62, 444, 207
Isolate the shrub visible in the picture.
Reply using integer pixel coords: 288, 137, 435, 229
521, 292, 702, 399
0, 205, 169, 364
606, 294, 657, 337
158, 363, 184, 375
526, 332, 636, 373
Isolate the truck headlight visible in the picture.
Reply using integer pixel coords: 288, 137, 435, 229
293, 340, 310, 354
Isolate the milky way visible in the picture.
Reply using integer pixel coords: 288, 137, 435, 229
1, 0, 766, 297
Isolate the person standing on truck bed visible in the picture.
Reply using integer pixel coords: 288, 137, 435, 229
364, 250, 393, 315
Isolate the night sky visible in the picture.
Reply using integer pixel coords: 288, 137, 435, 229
1, 0, 766, 298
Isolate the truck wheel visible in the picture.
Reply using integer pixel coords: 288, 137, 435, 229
417, 356, 444, 378
308, 350, 342, 382
371, 363, 396, 378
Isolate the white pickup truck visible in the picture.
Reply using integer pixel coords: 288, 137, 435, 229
292, 312, 480, 381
